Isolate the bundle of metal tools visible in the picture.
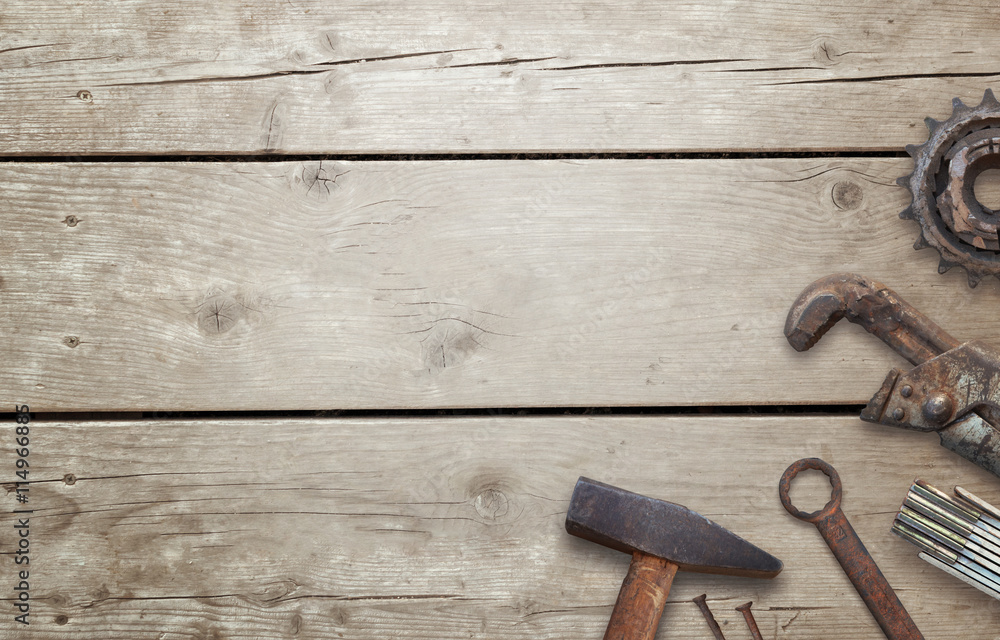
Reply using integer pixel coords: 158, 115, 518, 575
559, 94, 1000, 639
893, 480, 1000, 600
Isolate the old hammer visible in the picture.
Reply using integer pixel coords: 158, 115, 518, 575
566, 477, 783, 640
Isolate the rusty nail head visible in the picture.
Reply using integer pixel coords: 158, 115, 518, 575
693, 594, 726, 640
736, 602, 763, 640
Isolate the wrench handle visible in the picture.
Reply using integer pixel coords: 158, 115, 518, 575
780, 459, 924, 640
815, 512, 925, 640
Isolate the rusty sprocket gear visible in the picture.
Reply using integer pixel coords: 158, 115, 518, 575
901, 89, 1000, 287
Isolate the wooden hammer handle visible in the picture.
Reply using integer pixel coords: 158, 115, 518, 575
604, 552, 679, 640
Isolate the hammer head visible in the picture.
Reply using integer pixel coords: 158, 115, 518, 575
566, 477, 782, 578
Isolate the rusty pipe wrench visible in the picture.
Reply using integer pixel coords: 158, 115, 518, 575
786, 273, 1000, 478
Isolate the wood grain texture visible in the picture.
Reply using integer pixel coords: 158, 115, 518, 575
3, 415, 998, 638
3, 0, 1000, 154
7, 158, 1000, 411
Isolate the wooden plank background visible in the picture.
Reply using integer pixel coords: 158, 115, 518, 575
5, 158, 1000, 411
6, 1, 1000, 639
2, 1, 1000, 153
4, 415, 1000, 639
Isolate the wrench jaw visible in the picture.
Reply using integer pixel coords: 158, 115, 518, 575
864, 376, 1000, 476
785, 273, 959, 365
865, 342, 1000, 427
860, 368, 954, 433
784, 278, 850, 352
860, 342, 1000, 476
784, 273, 884, 352
860, 369, 903, 426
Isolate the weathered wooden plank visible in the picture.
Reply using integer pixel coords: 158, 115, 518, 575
2, 415, 997, 638
6, 158, 1000, 411
3, 0, 1000, 153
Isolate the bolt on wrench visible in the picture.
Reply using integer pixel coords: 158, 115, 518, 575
779, 458, 924, 640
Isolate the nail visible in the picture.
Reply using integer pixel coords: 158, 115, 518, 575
736, 601, 763, 640
692, 594, 727, 640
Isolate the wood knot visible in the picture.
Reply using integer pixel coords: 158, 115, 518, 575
832, 180, 863, 210
813, 39, 845, 66
89, 585, 111, 604
294, 161, 348, 200
250, 578, 300, 604
193, 288, 269, 337
415, 308, 511, 374
330, 607, 349, 628
54, 614, 69, 625
321, 31, 339, 52
197, 292, 242, 335
474, 488, 509, 520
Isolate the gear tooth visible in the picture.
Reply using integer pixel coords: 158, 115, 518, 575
896, 174, 912, 188
913, 96, 1000, 285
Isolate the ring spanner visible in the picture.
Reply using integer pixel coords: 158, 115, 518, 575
779, 458, 924, 640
